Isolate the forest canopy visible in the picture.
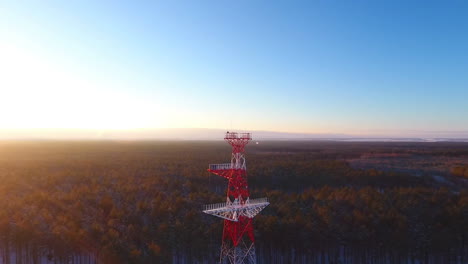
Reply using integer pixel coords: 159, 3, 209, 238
0, 141, 466, 263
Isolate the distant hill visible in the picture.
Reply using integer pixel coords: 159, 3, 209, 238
0, 128, 467, 141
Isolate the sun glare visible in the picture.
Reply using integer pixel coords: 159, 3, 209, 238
0, 44, 164, 131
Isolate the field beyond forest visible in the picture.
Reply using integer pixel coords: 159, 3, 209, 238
0, 140, 467, 263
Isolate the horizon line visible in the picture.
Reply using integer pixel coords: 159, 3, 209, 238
0, 128, 468, 142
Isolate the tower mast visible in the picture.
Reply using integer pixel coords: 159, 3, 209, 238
203, 132, 269, 264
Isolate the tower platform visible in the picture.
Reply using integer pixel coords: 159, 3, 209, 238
203, 198, 269, 222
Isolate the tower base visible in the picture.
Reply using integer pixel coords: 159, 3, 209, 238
220, 238, 256, 264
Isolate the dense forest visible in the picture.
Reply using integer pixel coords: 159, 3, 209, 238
0, 140, 466, 263
451, 165, 468, 179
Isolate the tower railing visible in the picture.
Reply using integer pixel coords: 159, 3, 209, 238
225, 132, 252, 140
203, 197, 269, 211
209, 163, 232, 170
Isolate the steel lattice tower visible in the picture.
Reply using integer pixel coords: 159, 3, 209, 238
203, 132, 269, 264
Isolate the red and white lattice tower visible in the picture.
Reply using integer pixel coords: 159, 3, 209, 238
203, 132, 269, 264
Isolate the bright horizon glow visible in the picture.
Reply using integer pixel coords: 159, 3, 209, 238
0, 43, 163, 130
1, 1, 468, 138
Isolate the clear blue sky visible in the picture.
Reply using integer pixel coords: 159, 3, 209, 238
1, 0, 467, 138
